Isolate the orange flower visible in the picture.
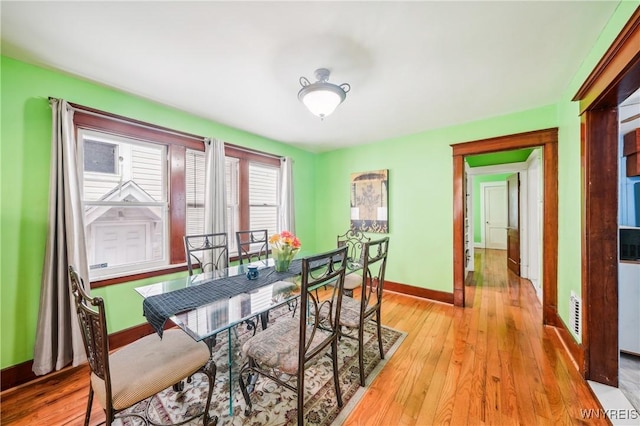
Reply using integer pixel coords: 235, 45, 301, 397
269, 231, 301, 262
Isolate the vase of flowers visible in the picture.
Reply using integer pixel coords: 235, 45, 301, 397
269, 230, 301, 272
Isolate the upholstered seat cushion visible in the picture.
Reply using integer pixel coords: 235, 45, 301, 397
337, 296, 362, 328
91, 329, 210, 411
343, 273, 363, 290
242, 318, 332, 375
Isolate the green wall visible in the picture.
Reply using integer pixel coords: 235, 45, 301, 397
472, 174, 512, 243
314, 105, 558, 293
0, 56, 318, 369
1, 1, 637, 371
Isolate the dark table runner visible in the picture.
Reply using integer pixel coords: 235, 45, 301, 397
144, 259, 302, 337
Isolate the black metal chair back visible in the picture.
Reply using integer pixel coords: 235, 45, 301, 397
337, 229, 371, 266
184, 232, 229, 275
235, 229, 269, 265
68, 266, 115, 423
238, 246, 348, 423
299, 245, 348, 361
362, 237, 390, 311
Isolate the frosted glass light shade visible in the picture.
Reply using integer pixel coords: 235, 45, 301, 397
300, 87, 342, 118
298, 68, 350, 119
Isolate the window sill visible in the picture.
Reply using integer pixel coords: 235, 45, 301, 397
90, 264, 189, 289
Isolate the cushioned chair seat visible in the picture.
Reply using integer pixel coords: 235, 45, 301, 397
91, 329, 210, 411
343, 273, 362, 290
336, 296, 363, 328
242, 318, 332, 375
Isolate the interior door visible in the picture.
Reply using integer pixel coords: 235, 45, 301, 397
507, 173, 521, 275
484, 183, 508, 249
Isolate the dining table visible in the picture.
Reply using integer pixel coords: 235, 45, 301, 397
134, 255, 363, 415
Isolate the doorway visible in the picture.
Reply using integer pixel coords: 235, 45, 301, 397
572, 9, 639, 386
467, 152, 543, 303
451, 128, 559, 329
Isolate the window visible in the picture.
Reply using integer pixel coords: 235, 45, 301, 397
184, 147, 281, 255
73, 106, 281, 284
80, 129, 168, 279
249, 163, 279, 235
225, 146, 281, 255
84, 139, 118, 174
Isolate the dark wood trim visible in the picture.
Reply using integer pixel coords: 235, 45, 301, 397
1, 359, 36, 392
573, 7, 640, 112
582, 108, 620, 386
384, 280, 454, 305
572, 9, 640, 386
451, 128, 558, 157
548, 312, 585, 373
107, 321, 175, 349
90, 264, 188, 288
170, 144, 187, 264
225, 145, 281, 167
0, 321, 173, 392
452, 154, 465, 307
451, 128, 559, 327
542, 141, 560, 327
73, 108, 204, 151
238, 157, 250, 231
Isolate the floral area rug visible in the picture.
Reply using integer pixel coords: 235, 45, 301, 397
117, 306, 405, 426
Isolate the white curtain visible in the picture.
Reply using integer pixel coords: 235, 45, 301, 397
33, 98, 89, 375
279, 156, 295, 234
203, 137, 228, 268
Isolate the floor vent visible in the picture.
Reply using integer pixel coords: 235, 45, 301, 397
569, 291, 582, 337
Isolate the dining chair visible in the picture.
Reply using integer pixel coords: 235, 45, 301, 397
184, 232, 229, 275
235, 229, 269, 265
238, 246, 348, 423
337, 229, 371, 296
331, 236, 389, 386
236, 229, 273, 331
68, 266, 217, 426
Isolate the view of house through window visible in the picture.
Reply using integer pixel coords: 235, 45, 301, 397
80, 129, 168, 278
75, 112, 281, 282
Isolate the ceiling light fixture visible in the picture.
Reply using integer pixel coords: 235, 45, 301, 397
298, 68, 351, 119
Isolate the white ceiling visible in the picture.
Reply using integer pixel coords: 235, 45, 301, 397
1, 1, 623, 152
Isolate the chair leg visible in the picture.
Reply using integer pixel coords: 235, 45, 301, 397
297, 364, 305, 425
259, 311, 269, 330
376, 309, 385, 360
331, 338, 343, 407
239, 359, 256, 416
84, 387, 94, 426
358, 325, 366, 387
202, 361, 218, 426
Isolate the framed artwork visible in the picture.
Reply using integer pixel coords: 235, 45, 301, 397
350, 169, 388, 233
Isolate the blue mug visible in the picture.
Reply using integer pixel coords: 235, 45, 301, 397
246, 266, 259, 280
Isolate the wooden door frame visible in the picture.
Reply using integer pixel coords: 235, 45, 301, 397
452, 128, 559, 330
572, 8, 640, 386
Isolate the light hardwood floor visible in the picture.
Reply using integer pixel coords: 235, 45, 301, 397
0, 249, 609, 425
